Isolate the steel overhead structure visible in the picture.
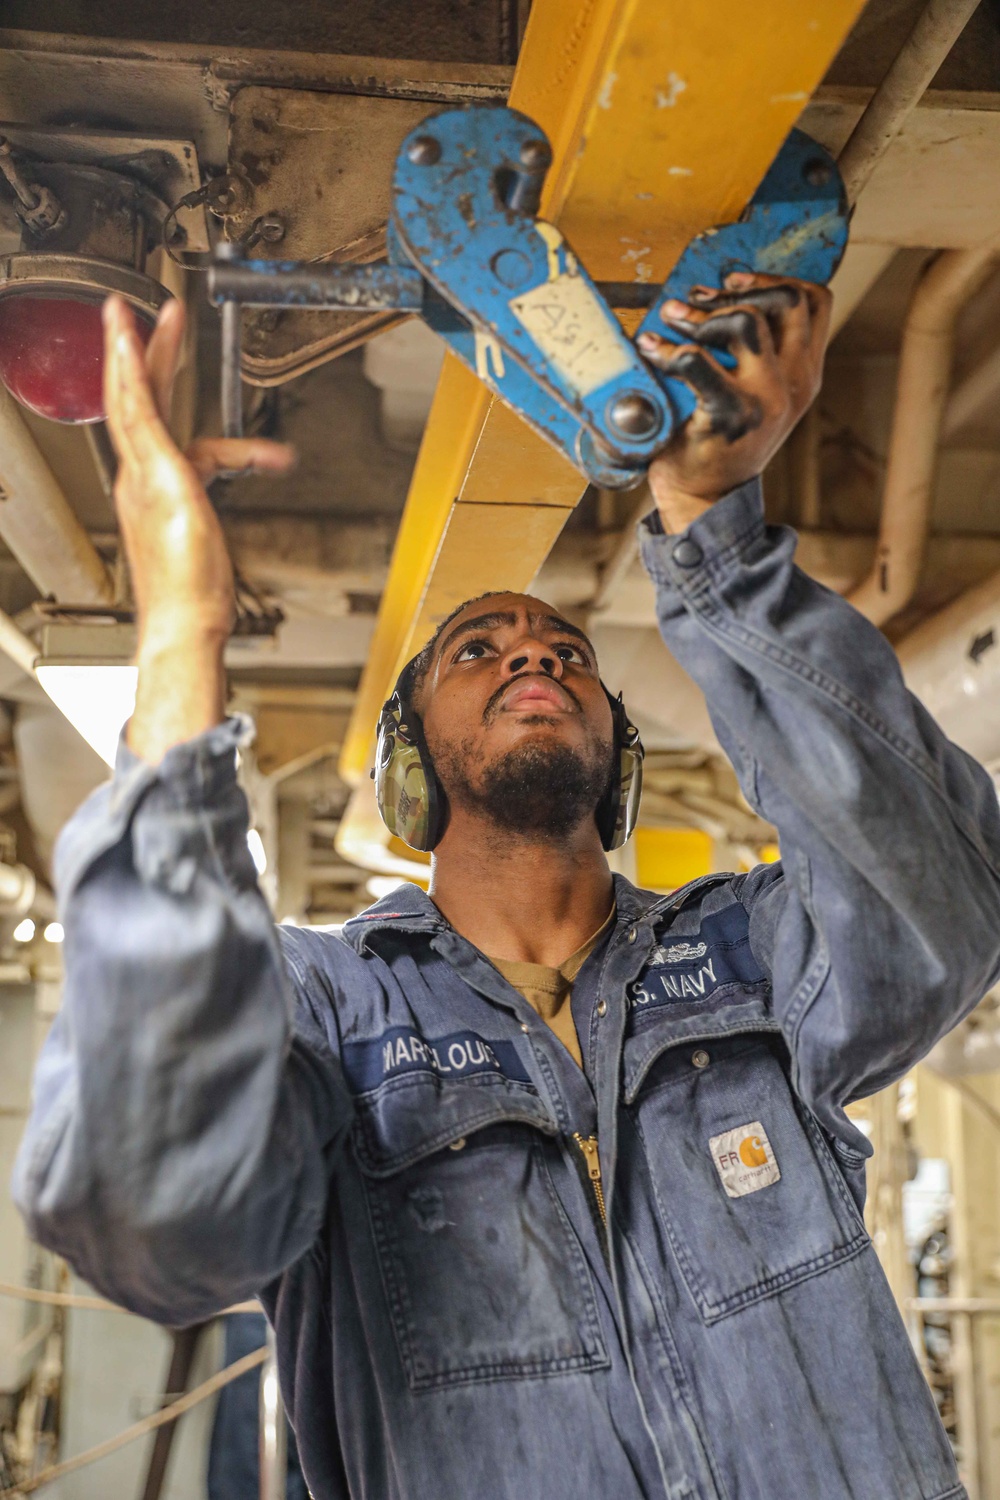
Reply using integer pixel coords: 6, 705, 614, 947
339, 0, 868, 810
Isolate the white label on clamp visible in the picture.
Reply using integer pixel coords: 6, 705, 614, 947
709, 1121, 780, 1199
509, 272, 634, 398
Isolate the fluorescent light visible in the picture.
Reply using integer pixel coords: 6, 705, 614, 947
36, 662, 137, 768
12, 918, 34, 943
247, 828, 267, 875
43, 921, 64, 944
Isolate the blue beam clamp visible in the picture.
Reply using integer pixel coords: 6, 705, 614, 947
208, 105, 849, 487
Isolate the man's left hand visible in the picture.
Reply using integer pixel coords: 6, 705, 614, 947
639, 271, 831, 533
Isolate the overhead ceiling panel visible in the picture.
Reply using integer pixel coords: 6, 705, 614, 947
803, 89, 1000, 247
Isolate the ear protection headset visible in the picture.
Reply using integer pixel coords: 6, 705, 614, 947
372, 667, 644, 854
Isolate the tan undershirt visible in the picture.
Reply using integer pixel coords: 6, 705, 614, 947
488, 908, 615, 1068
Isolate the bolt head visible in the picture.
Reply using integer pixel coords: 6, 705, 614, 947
608, 392, 660, 438
408, 135, 442, 166
519, 138, 551, 170
23, 186, 65, 235
206, 175, 252, 217
258, 214, 285, 243
490, 248, 532, 288
804, 158, 831, 188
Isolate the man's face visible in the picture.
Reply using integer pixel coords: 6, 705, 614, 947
418, 594, 615, 840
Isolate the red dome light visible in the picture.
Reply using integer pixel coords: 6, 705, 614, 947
0, 293, 153, 424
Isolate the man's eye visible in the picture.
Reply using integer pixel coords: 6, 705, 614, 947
454, 640, 491, 662
555, 643, 586, 664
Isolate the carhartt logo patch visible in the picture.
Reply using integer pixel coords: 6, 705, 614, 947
710, 1122, 780, 1198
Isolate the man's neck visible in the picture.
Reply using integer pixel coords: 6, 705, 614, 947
428, 812, 614, 967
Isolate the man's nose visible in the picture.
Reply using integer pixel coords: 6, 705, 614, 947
502, 639, 561, 678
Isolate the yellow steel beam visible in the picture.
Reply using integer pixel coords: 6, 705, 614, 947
339, 0, 867, 795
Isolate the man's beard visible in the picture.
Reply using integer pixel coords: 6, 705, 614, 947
438, 723, 613, 840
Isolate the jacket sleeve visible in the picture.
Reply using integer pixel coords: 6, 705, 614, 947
640, 479, 1000, 1138
12, 718, 354, 1326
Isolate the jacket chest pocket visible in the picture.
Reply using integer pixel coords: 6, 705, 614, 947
355, 1086, 608, 1391
628, 1035, 868, 1324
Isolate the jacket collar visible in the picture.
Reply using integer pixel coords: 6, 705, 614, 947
341, 871, 730, 955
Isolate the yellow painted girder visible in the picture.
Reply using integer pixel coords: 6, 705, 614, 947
526, 0, 863, 281
339, 0, 867, 789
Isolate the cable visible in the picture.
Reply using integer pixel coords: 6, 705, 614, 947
162, 180, 286, 269
9, 1345, 268, 1495
161, 185, 214, 269
0, 1281, 259, 1315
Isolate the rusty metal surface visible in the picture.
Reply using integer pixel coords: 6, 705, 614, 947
227, 91, 432, 259
0, 32, 513, 186
0, 30, 513, 101
0, 0, 522, 65
214, 350, 416, 520
0, 124, 209, 252
226, 88, 437, 384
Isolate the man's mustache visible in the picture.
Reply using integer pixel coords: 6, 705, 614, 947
482, 673, 581, 726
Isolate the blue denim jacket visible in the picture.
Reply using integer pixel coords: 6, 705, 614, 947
15, 480, 1000, 1500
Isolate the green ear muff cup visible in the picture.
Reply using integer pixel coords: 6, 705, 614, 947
596, 690, 644, 851
373, 693, 445, 853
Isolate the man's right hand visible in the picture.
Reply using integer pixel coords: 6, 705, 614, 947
102, 294, 296, 764
640, 272, 831, 533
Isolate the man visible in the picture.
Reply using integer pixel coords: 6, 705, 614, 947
14, 272, 1000, 1500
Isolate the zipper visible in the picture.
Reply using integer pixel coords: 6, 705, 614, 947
572, 1133, 607, 1227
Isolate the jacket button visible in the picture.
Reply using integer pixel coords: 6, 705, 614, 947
627, 927, 637, 943
520, 1022, 530, 1033
450, 1137, 466, 1151
596, 999, 607, 1017
672, 537, 703, 569
691, 1048, 711, 1069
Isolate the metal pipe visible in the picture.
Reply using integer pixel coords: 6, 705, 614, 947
83, 422, 117, 502
0, 136, 41, 212
0, 860, 35, 918
910, 1297, 1000, 1314
0, 384, 113, 603
208, 260, 424, 311
837, 0, 982, 206
846, 233, 1000, 627
0, 604, 38, 678
139, 1324, 208, 1500
258, 1325, 286, 1500
0, 855, 53, 920
220, 297, 244, 441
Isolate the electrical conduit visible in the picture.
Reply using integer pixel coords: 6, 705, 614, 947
0, 384, 112, 604
847, 233, 1000, 627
